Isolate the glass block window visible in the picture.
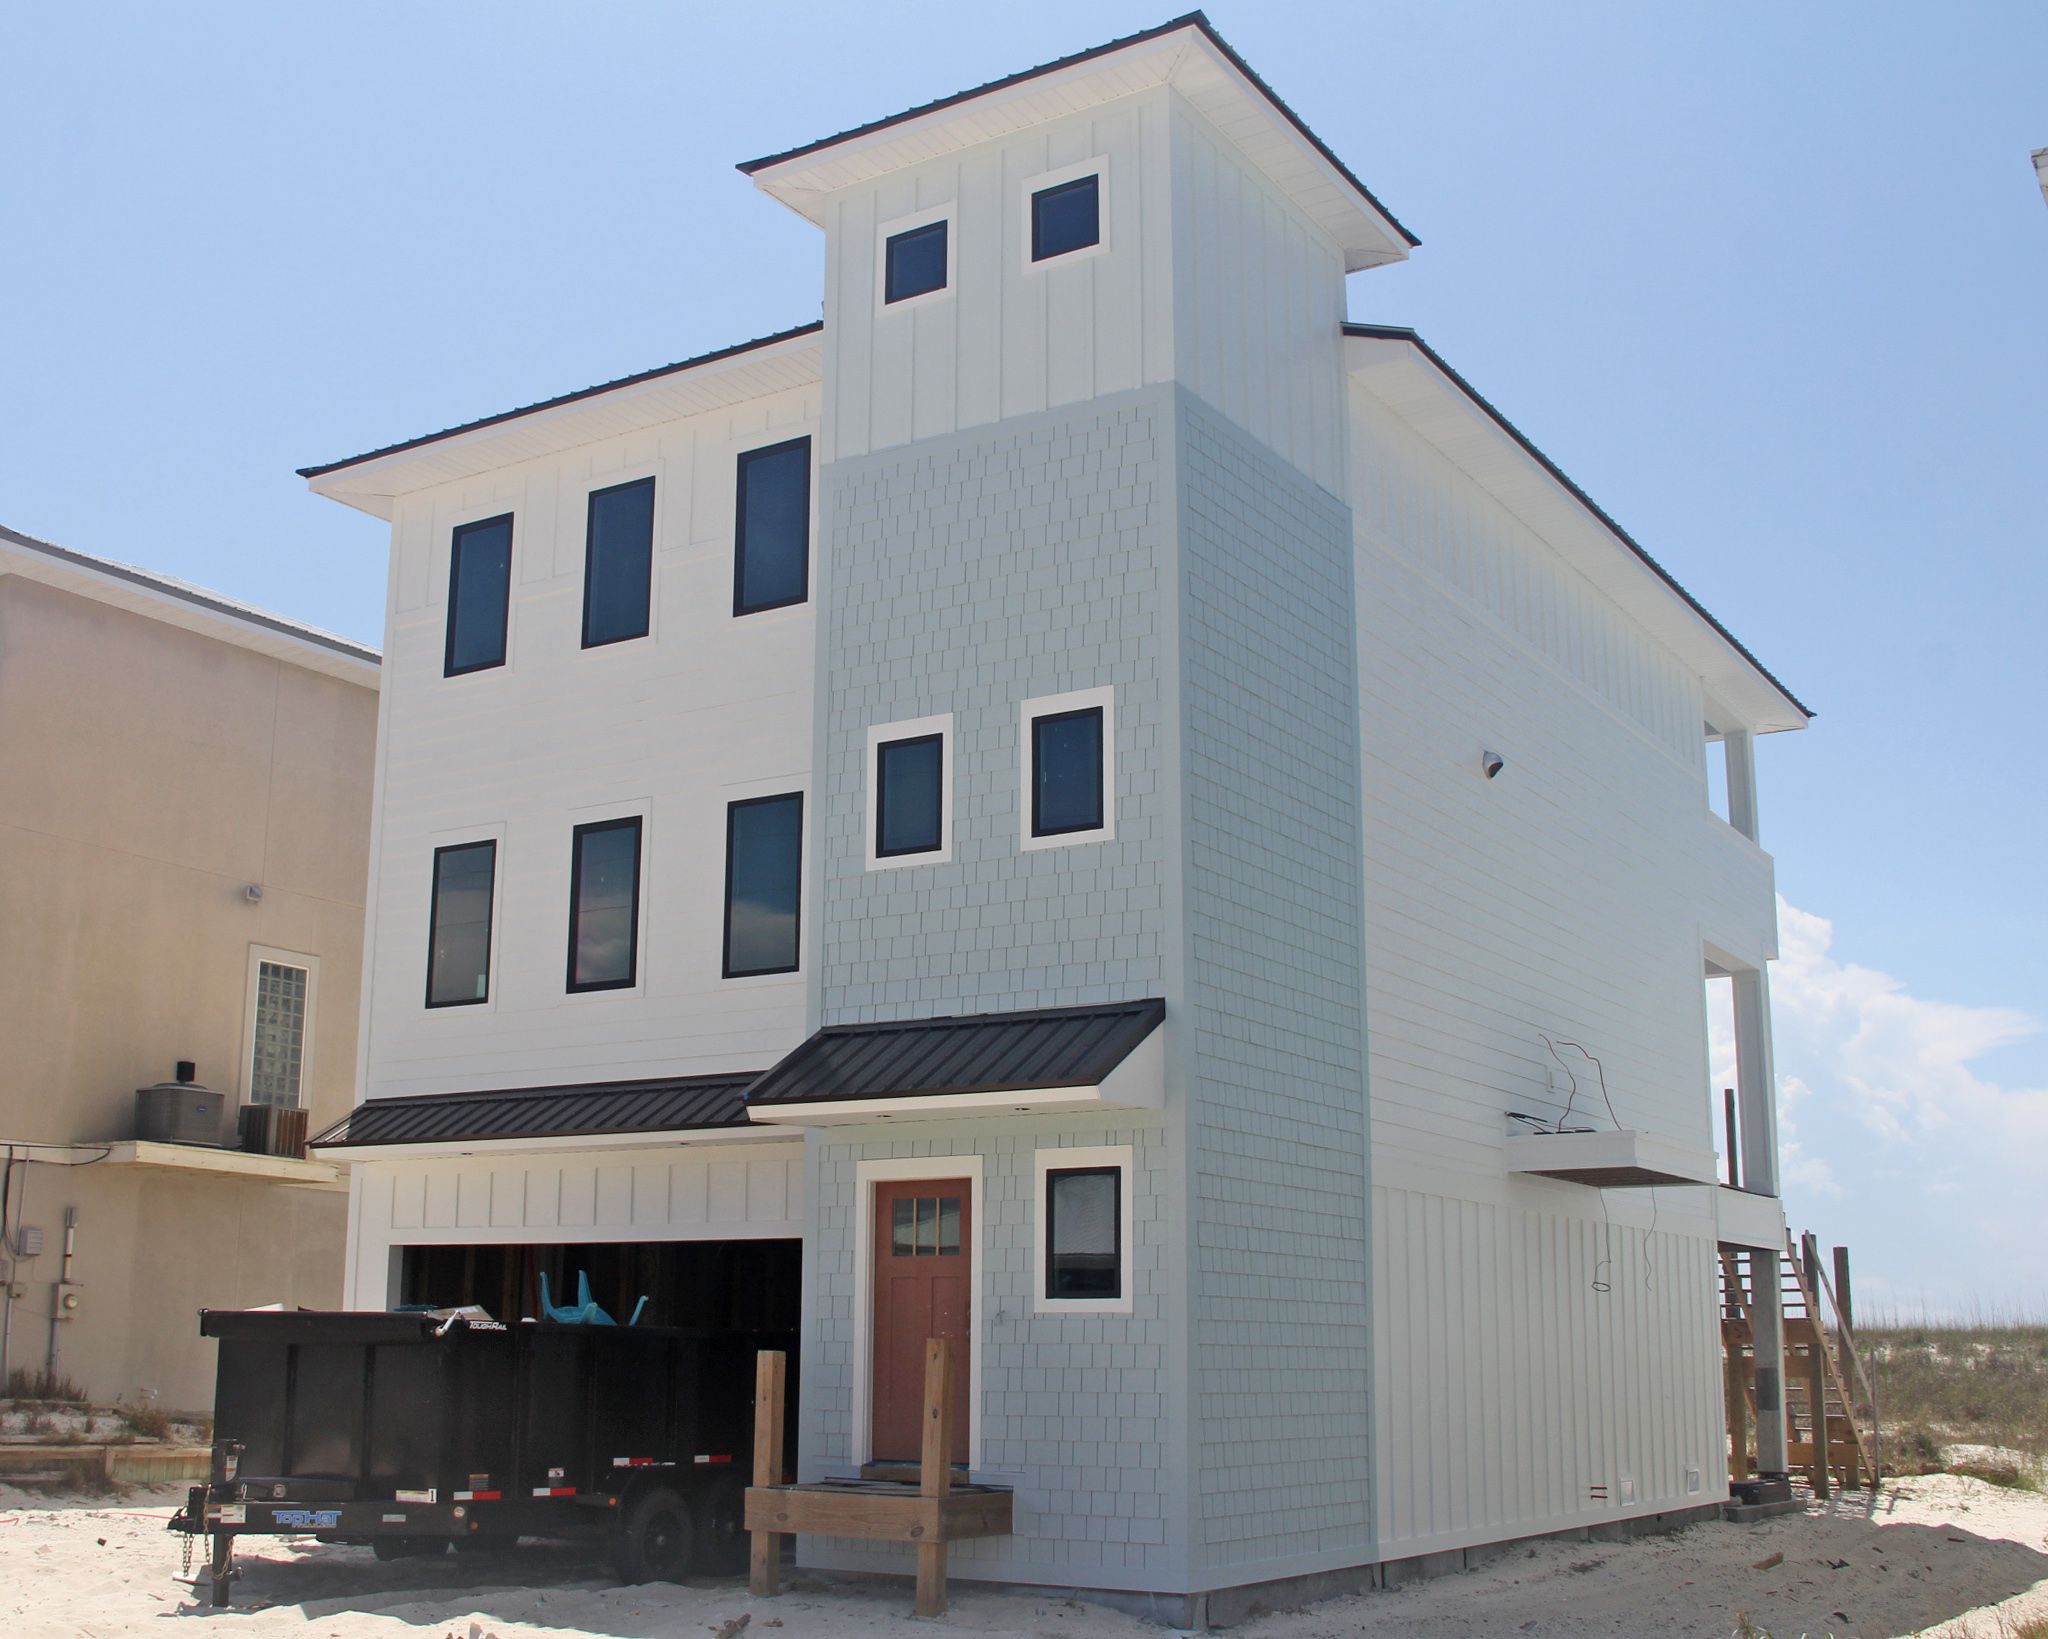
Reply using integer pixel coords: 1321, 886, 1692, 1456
1045, 1166, 1120, 1300
249, 961, 308, 1108
1031, 173, 1100, 262
890, 1194, 963, 1257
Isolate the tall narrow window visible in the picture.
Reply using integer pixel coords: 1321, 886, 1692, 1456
1046, 1166, 1121, 1300
734, 437, 811, 615
875, 733, 943, 858
248, 959, 309, 1107
567, 817, 642, 992
884, 219, 948, 303
445, 514, 512, 676
581, 477, 655, 648
427, 840, 497, 1007
1031, 174, 1100, 262
1031, 707, 1104, 837
724, 793, 802, 978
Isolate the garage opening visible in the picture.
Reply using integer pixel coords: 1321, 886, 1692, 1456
398, 1238, 800, 1333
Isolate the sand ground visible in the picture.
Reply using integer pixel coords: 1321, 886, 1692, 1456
2, 1475, 2044, 1638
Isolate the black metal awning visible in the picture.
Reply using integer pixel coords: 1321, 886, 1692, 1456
745, 999, 1165, 1111
311, 1072, 760, 1150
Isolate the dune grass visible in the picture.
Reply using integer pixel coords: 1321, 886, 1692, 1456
1857, 1318, 2048, 1488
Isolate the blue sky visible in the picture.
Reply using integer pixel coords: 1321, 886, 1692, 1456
4, 3, 2042, 1313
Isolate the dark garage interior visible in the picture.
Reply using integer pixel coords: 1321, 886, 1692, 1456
399, 1237, 800, 1333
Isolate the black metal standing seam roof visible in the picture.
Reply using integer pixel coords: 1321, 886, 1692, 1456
1342, 323, 1812, 721
745, 999, 1166, 1107
311, 1072, 760, 1149
736, 12, 1419, 249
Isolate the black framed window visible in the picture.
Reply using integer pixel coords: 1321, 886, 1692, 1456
884, 219, 948, 303
724, 792, 802, 978
1046, 1166, 1121, 1300
566, 817, 642, 992
1032, 174, 1100, 262
1030, 706, 1104, 836
444, 514, 512, 676
734, 437, 811, 615
875, 733, 943, 858
426, 840, 496, 1008
581, 477, 655, 648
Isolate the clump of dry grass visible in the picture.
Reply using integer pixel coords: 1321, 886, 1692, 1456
1860, 1319, 2048, 1479
4, 1365, 87, 1402
118, 1400, 173, 1441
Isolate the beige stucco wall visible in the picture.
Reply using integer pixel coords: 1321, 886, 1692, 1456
0, 572, 376, 1407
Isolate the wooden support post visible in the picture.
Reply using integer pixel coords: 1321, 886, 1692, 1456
1724, 1331, 1751, 1481
1833, 1246, 1854, 1340
1800, 1236, 1831, 1499
750, 1349, 787, 1598
916, 1337, 956, 1619
1723, 1088, 1740, 1187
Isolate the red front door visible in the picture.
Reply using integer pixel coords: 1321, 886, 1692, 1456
871, 1178, 971, 1465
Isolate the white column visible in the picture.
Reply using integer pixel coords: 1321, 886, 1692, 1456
1723, 729, 1759, 842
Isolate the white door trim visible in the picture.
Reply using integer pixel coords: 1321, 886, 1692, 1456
850, 1154, 984, 1471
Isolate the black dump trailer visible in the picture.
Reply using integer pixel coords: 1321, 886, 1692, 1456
168, 1308, 795, 1606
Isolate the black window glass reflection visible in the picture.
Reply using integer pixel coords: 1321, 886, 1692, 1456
884, 220, 947, 303
724, 793, 802, 977
876, 733, 943, 857
1031, 707, 1104, 836
427, 841, 496, 1007
581, 478, 654, 648
1032, 175, 1100, 262
445, 515, 512, 676
735, 438, 810, 615
1047, 1167, 1120, 1299
567, 818, 641, 992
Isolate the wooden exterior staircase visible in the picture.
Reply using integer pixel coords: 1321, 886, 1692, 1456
1721, 1233, 1879, 1496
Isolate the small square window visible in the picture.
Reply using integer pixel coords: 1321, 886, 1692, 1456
884, 219, 948, 304
1032, 174, 1100, 262
876, 733, 943, 858
581, 477, 655, 648
1032, 708, 1103, 837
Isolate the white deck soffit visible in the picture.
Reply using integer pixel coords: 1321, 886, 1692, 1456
1714, 1184, 1788, 1251
740, 17, 1412, 273
0, 525, 380, 690
1504, 1128, 1720, 1189
301, 327, 824, 519
1344, 330, 1810, 734
746, 1019, 1165, 1128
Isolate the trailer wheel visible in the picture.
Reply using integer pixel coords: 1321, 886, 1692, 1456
617, 1484, 694, 1584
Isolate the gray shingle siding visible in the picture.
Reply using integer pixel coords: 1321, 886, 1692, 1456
1175, 390, 1374, 1569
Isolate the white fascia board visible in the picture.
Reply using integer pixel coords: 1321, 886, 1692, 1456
0, 534, 380, 690
305, 331, 823, 519
747, 29, 1407, 271
308, 1124, 789, 1164
1345, 335, 1807, 734
1714, 1184, 1787, 1251
1503, 1128, 1720, 1188
100, 1141, 346, 1189
746, 1018, 1166, 1127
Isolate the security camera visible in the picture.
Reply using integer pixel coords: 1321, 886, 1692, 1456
1481, 750, 1505, 780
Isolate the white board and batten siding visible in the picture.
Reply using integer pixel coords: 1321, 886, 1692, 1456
1349, 377, 1777, 1555
359, 378, 823, 1102
818, 87, 1348, 495
343, 1141, 806, 1310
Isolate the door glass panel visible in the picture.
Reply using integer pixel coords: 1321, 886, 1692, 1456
938, 1196, 961, 1255
916, 1196, 936, 1254
892, 1197, 914, 1256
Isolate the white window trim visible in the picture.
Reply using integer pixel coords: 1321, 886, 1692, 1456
561, 796, 653, 1004
1032, 1144, 1135, 1316
1020, 155, 1110, 274
875, 202, 956, 314
849, 1155, 984, 1471
1020, 684, 1116, 851
241, 945, 318, 1110
865, 712, 954, 870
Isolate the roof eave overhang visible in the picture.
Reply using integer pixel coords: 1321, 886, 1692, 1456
1343, 328, 1811, 734
746, 1016, 1166, 1127
308, 1123, 792, 1163
301, 326, 825, 520
741, 18, 1412, 274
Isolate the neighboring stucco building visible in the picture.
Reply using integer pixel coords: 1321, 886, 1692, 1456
305, 14, 1809, 1622
0, 523, 378, 1412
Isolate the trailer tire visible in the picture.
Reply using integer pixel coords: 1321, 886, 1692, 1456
617, 1484, 694, 1584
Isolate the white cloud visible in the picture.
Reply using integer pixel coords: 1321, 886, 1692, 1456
1761, 897, 2048, 1319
